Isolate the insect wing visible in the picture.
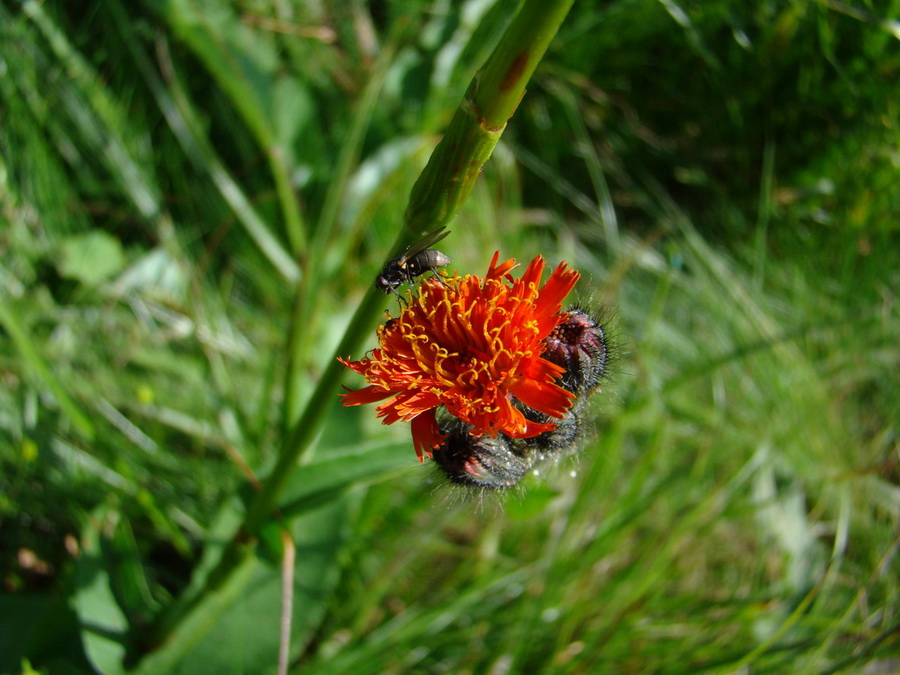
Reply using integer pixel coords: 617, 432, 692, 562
396, 226, 449, 266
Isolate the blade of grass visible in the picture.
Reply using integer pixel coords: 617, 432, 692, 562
549, 80, 621, 254
156, 34, 301, 283
158, 0, 307, 253
281, 34, 398, 430
104, 0, 300, 283
21, 0, 163, 222
0, 300, 95, 439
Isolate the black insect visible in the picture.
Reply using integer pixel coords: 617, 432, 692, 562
375, 227, 451, 296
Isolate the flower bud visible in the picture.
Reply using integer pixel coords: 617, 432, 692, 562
431, 420, 534, 489
542, 307, 608, 396
511, 399, 586, 461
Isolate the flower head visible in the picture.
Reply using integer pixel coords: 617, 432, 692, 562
339, 252, 580, 460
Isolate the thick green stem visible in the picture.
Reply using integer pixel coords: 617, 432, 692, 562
275, 0, 577, 509
403, 87, 503, 235
403, 0, 575, 238
473, 0, 575, 129
247, 288, 385, 533
135, 0, 575, 667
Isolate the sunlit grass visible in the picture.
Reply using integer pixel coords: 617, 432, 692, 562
1, 0, 897, 673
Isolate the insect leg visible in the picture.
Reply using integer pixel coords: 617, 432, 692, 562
429, 267, 449, 287
389, 285, 408, 307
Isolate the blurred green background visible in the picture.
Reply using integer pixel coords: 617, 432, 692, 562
1, 0, 898, 673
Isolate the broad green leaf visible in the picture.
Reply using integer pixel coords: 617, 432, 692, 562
0, 593, 92, 674
58, 232, 126, 286
73, 508, 129, 675
106, 517, 162, 623
170, 498, 351, 674
278, 440, 413, 519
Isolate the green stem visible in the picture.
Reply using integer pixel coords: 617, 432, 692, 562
139, 288, 385, 664
248, 288, 385, 532
473, 0, 575, 130
277, 0, 576, 514
404, 0, 575, 238
135, 0, 575, 667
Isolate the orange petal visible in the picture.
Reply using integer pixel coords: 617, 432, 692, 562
340, 385, 393, 406
536, 262, 580, 315
510, 376, 575, 419
485, 251, 517, 282
410, 410, 444, 461
518, 255, 546, 290
504, 419, 557, 439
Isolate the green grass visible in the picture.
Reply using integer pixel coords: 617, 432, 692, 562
1, 0, 898, 673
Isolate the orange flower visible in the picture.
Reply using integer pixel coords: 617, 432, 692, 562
339, 252, 580, 461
